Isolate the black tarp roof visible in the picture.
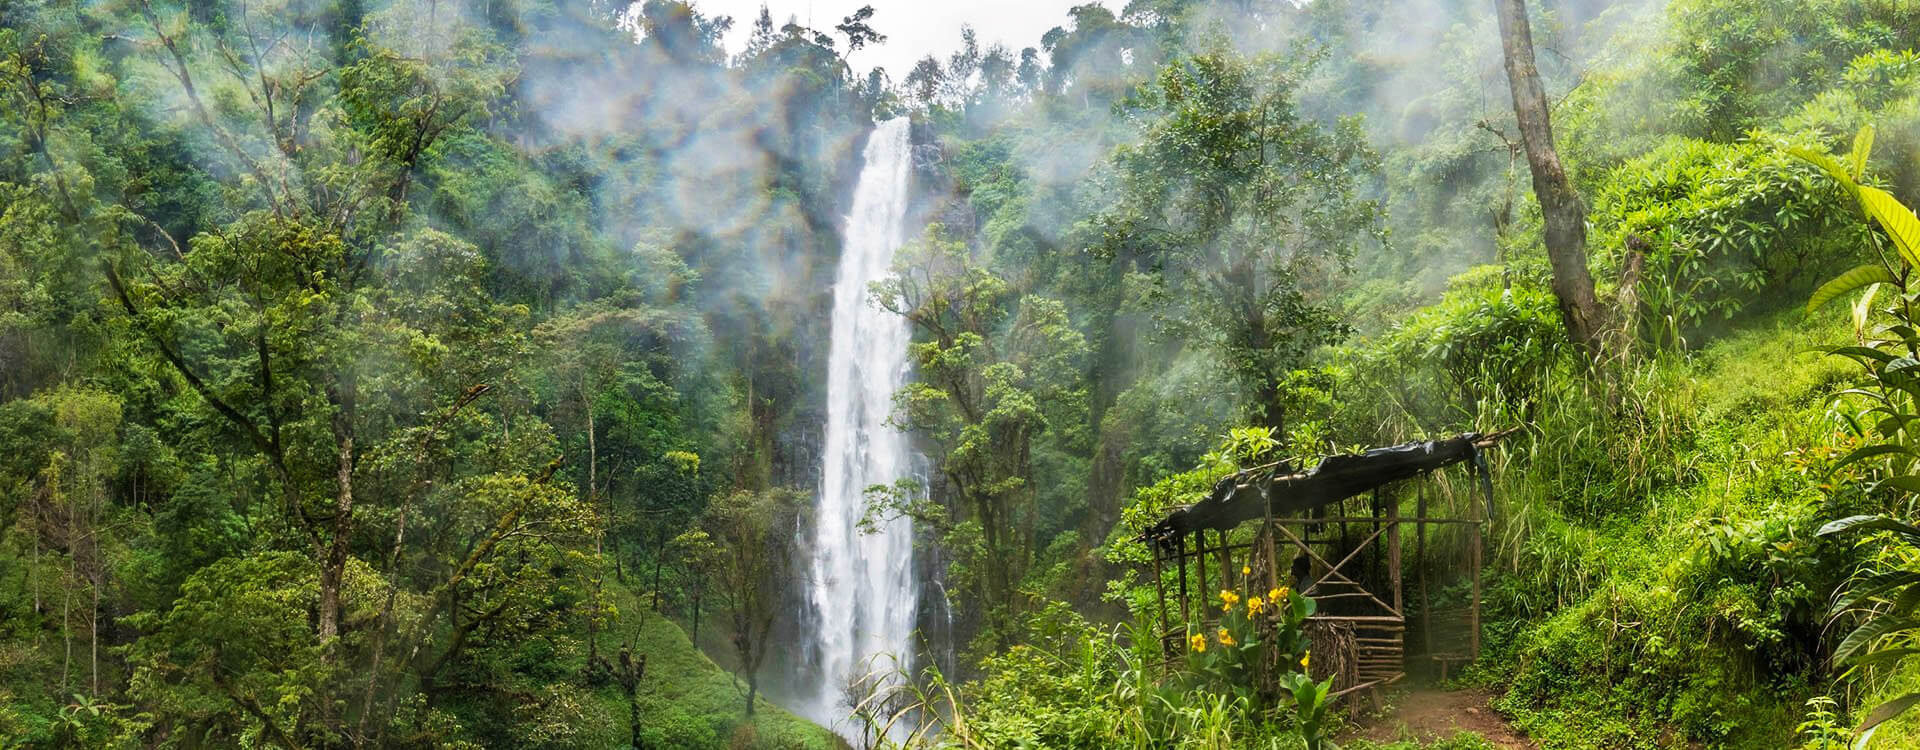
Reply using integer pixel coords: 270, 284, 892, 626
1137, 430, 1515, 546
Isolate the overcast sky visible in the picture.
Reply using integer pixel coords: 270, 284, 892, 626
695, 1, 1087, 80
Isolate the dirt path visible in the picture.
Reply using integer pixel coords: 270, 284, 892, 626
1340, 687, 1537, 749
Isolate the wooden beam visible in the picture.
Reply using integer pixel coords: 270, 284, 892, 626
1272, 522, 1400, 615
1140, 430, 1519, 541
1263, 514, 1279, 600
1417, 487, 1432, 658
1388, 488, 1403, 618
1470, 521, 1483, 660
1176, 533, 1189, 626
1152, 538, 1170, 656
1216, 529, 1232, 595
1272, 516, 1480, 526
1196, 531, 1209, 611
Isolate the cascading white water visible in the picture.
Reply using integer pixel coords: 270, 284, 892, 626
798, 117, 919, 736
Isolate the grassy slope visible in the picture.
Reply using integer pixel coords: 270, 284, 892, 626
1485, 309, 1861, 749
594, 580, 842, 750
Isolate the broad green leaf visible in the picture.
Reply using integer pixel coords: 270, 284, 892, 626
1894, 580, 1920, 615
1888, 357, 1920, 378
1831, 570, 1920, 614
1836, 612, 1918, 664
1856, 283, 1882, 337
1861, 186, 1920, 269
1852, 126, 1876, 181
1889, 381, 1920, 406
1877, 475, 1920, 494
1809, 264, 1896, 313
1849, 646, 1920, 668
1825, 345, 1898, 364
1858, 691, 1920, 733
1827, 444, 1916, 476
1840, 388, 1897, 406
1818, 515, 1920, 540
1790, 146, 1858, 193
1875, 414, 1920, 439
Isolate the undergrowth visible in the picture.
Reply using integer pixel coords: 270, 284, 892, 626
1469, 311, 1869, 749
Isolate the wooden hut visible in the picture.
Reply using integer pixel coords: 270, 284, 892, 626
1136, 430, 1515, 713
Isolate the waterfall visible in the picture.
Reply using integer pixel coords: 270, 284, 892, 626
797, 117, 919, 737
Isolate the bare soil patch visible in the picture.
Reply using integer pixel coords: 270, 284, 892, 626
1341, 687, 1537, 749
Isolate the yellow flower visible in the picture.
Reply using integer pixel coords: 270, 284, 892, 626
1300, 651, 1311, 670
1217, 627, 1236, 647
1270, 586, 1289, 603
1218, 589, 1240, 612
1241, 565, 1252, 577
1190, 633, 1207, 653
1246, 596, 1264, 616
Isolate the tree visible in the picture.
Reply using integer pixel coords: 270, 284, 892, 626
700, 487, 805, 715
1495, 0, 1605, 356
742, 5, 780, 59
836, 5, 886, 51
633, 0, 734, 67
90, 2, 615, 742
945, 26, 981, 103
905, 56, 946, 110
671, 528, 721, 643
0, 389, 121, 702
121, 553, 334, 745
109, 0, 513, 663
0, 0, 860, 743
1096, 45, 1383, 435
874, 229, 1088, 646
1037, 4, 1151, 105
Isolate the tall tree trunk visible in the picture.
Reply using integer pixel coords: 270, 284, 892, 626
651, 525, 666, 610
1256, 379, 1286, 437
585, 395, 600, 666
1084, 423, 1129, 540
62, 542, 73, 695
90, 547, 99, 696
319, 394, 356, 648
1495, 0, 1604, 356
1083, 282, 1139, 541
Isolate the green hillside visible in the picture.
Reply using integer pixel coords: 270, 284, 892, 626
601, 583, 840, 750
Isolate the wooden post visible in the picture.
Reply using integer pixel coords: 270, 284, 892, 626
1387, 490, 1402, 618
1217, 529, 1233, 594
1196, 531, 1209, 617
1177, 533, 1190, 626
1152, 541, 1170, 654
1263, 519, 1280, 592
1337, 498, 1349, 592
1371, 489, 1384, 593
1470, 521, 1483, 660
1417, 487, 1432, 657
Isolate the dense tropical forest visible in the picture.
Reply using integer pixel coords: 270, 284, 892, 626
6, 0, 1920, 747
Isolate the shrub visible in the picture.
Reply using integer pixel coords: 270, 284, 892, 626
1341, 270, 1566, 436
1592, 136, 1864, 348
1786, 49, 1920, 199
